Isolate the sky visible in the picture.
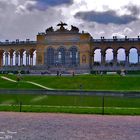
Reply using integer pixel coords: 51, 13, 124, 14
1, 0, 140, 41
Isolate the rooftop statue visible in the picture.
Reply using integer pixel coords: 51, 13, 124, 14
71, 25, 79, 32
57, 21, 68, 31
46, 26, 54, 33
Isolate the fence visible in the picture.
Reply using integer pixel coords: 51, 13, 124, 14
0, 89, 140, 115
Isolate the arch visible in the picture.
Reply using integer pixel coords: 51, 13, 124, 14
47, 47, 55, 65
13, 50, 20, 66
129, 48, 138, 64
105, 48, 114, 63
117, 48, 126, 64
92, 47, 101, 52
94, 49, 101, 62
57, 47, 66, 65
69, 46, 78, 65
29, 48, 36, 66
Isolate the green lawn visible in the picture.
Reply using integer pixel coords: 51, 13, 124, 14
0, 94, 140, 115
19, 75, 140, 91
0, 74, 140, 115
2, 74, 140, 91
0, 77, 41, 89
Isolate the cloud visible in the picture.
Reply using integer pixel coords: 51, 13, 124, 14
16, 0, 73, 13
74, 10, 138, 25
16, 1, 36, 13
125, 4, 140, 16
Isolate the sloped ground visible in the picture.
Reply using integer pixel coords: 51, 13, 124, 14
0, 112, 139, 140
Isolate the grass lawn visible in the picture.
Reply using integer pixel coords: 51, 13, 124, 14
0, 94, 140, 115
1, 74, 140, 91
0, 75, 41, 89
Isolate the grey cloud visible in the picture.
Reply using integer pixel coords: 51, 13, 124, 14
74, 10, 138, 25
125, 4, 140, 16
0, 1, 12, 11
0, 0, 65, 41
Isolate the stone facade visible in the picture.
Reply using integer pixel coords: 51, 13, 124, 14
0, 22, 140, 73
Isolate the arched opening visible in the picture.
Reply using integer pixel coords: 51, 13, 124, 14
47, 47, 54, 65
69, 47, 78, 65
117, 48, 125, 65
105, 48, 113, 64
33, 50, 36, 66
23, 51, 26, 66
13, 51, 20, 66
3, 52, 10, 66
94, 49, 101, 65
129, 48, 138, 64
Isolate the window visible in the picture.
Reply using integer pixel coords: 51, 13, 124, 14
47, 48, 54, 65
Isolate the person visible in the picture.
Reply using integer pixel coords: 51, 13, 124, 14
56, 71, 59, 76
59, 72, 62, 76
72, 71, 75, 77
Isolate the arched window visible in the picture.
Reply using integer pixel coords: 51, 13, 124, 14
58, 47, 65, 65
47, 48, 54, 65
69, 47, 78, 65
58, 51, 62, 59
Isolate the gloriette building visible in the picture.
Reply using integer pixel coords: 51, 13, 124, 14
0, 22, 140, 74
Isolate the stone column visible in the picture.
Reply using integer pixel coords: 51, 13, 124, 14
138, 50, 140, 64
101, 50, 105, 65
26, 52, 29, 66
20, 52, 23, 66
0, 52, 3, 67
90, 52, 94, 68
10, 52, 13, 66
15, 52, 19, 66
125, 50, 129, 65
113, 50, 117, 65
30, 52, 33, 66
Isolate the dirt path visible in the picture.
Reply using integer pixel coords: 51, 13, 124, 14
1, 76, 53, 90
0, 112, 139, 140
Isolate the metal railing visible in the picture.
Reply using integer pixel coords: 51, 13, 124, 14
0, 89, 140, 115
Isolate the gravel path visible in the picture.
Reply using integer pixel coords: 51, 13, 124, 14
0, 112, 139, 140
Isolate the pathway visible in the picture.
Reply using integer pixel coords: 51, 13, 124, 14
0, 112, 139, 140
1, 76, 53, 90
